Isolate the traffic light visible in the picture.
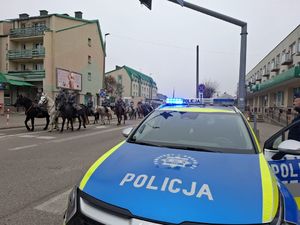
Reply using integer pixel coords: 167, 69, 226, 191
139, 0, 152, 10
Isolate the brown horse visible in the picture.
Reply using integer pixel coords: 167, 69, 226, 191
114, 104, 127, 125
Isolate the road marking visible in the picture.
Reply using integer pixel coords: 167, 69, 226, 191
9, 144, 38, 151
95, 125, 107, 129
18, 135, 37, 138
51, 126, 127, 144
36, 136, 56, 140
35, 189, 71, 215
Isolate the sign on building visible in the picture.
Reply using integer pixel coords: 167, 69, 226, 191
56, 68, 82, 91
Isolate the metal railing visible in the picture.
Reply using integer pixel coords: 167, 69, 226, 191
7, 48, 45, 60
9, 25, 48, 38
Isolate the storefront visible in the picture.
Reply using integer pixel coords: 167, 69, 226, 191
0, 73, 36, 113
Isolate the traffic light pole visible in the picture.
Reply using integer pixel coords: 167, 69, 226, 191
167, 0, 247, 112
139, 0, 248, 112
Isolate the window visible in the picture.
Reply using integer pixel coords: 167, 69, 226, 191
290, 42, 296, 55
281, 50, 286, 63
34, 63, 43, 71
88, 55, 91, 64
276, 91, 284, 106
22, 44, 26, 50
131, 111, 254, 153
88, 72, 92, 81
6, 63, 8, 71
5, 43, 8, 50
276, 54, 280, 65
118, 75, 122, 84
298, 38, 300, 53
21, 64, 26, 71
88, 38, 91, 47
34, 42, 43, 49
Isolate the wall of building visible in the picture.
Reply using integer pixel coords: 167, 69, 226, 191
107, 68, 131, 97
0, 36, 9, 72
50, 16, 86, 31
53, 22, 104, 102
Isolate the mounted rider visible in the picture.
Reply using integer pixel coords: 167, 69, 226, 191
102, 98, 109, 113
115, 97, 126, 112
68, 91, 81, 111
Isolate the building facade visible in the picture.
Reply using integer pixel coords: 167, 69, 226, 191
0, 10, 105, 110
246, 25, 300, 124
105, 65, 157, 103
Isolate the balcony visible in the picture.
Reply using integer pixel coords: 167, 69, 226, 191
262, 70, 270, 77
281, 54, 293, 65
7, 48, 45, 60
271, 63, 280, 72
7, 70, 45, 81
10, 25, 48, 38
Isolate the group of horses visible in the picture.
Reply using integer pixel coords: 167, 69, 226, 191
13, 94, 126, 132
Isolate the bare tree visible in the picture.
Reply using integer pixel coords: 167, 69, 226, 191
104, 75, 116, 95
203, 80, 219, 98
115, 83, 124, 97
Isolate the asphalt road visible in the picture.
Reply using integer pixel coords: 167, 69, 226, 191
0, 120, 140, 225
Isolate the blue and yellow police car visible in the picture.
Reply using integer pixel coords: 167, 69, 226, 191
64, 98, 300, 225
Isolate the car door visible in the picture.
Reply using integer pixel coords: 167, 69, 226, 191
263, 120, 300, 210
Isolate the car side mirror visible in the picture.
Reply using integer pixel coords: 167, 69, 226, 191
278, 140, 300, 155
122, 127, 134, 138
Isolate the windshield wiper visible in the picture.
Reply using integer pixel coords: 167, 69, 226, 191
164, 145, 222, 153
127, 140, 163, 147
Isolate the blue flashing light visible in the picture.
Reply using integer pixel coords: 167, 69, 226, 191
165, 98, 184, 105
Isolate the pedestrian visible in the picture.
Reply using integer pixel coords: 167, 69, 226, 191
288, 92, 300, 141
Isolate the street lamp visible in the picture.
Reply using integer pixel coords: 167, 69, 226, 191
103, 33, 110, 87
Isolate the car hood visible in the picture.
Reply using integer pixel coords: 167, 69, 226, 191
81, 142, 278, 224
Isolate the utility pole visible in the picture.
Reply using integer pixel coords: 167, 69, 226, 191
196, 45, 199, 98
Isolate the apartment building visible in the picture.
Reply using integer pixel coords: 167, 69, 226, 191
246, 25, 300, 123
0, 10, 105, 110
105, 65, 157, 102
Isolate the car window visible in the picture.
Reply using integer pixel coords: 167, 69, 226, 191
130, 110, 255, 154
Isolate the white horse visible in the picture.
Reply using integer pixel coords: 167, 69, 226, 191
95, 106, 113, 125
38, 94, 59, 132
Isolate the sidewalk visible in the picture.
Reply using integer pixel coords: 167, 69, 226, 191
0, 112, 46, 129
251, 121, 283, 148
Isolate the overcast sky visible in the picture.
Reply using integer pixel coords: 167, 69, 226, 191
1, 0, 299, 97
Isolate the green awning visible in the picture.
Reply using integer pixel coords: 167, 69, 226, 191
8, 79, 34, 87
0, 73, 8, 83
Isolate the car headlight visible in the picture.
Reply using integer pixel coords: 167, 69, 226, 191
63, 187, 78, 225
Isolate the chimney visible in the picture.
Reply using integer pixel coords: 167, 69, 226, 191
39, 10, 48, 16
116, 66, 122, 70
74, 11, 83, 19
19, 13, 29, 19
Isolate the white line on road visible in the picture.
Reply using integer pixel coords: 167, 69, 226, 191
9, 144, 38, 151
50, 126, 127, 144
18, 135, 37, 138
95, 125, 107, 129
34, 189, 71, 215
36, 136, 56, 140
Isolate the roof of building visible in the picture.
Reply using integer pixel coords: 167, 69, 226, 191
106, 65, 157, 87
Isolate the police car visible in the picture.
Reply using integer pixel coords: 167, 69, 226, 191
64, 98, 300, 225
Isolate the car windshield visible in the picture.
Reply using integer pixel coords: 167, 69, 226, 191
129, 109, 255, 154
